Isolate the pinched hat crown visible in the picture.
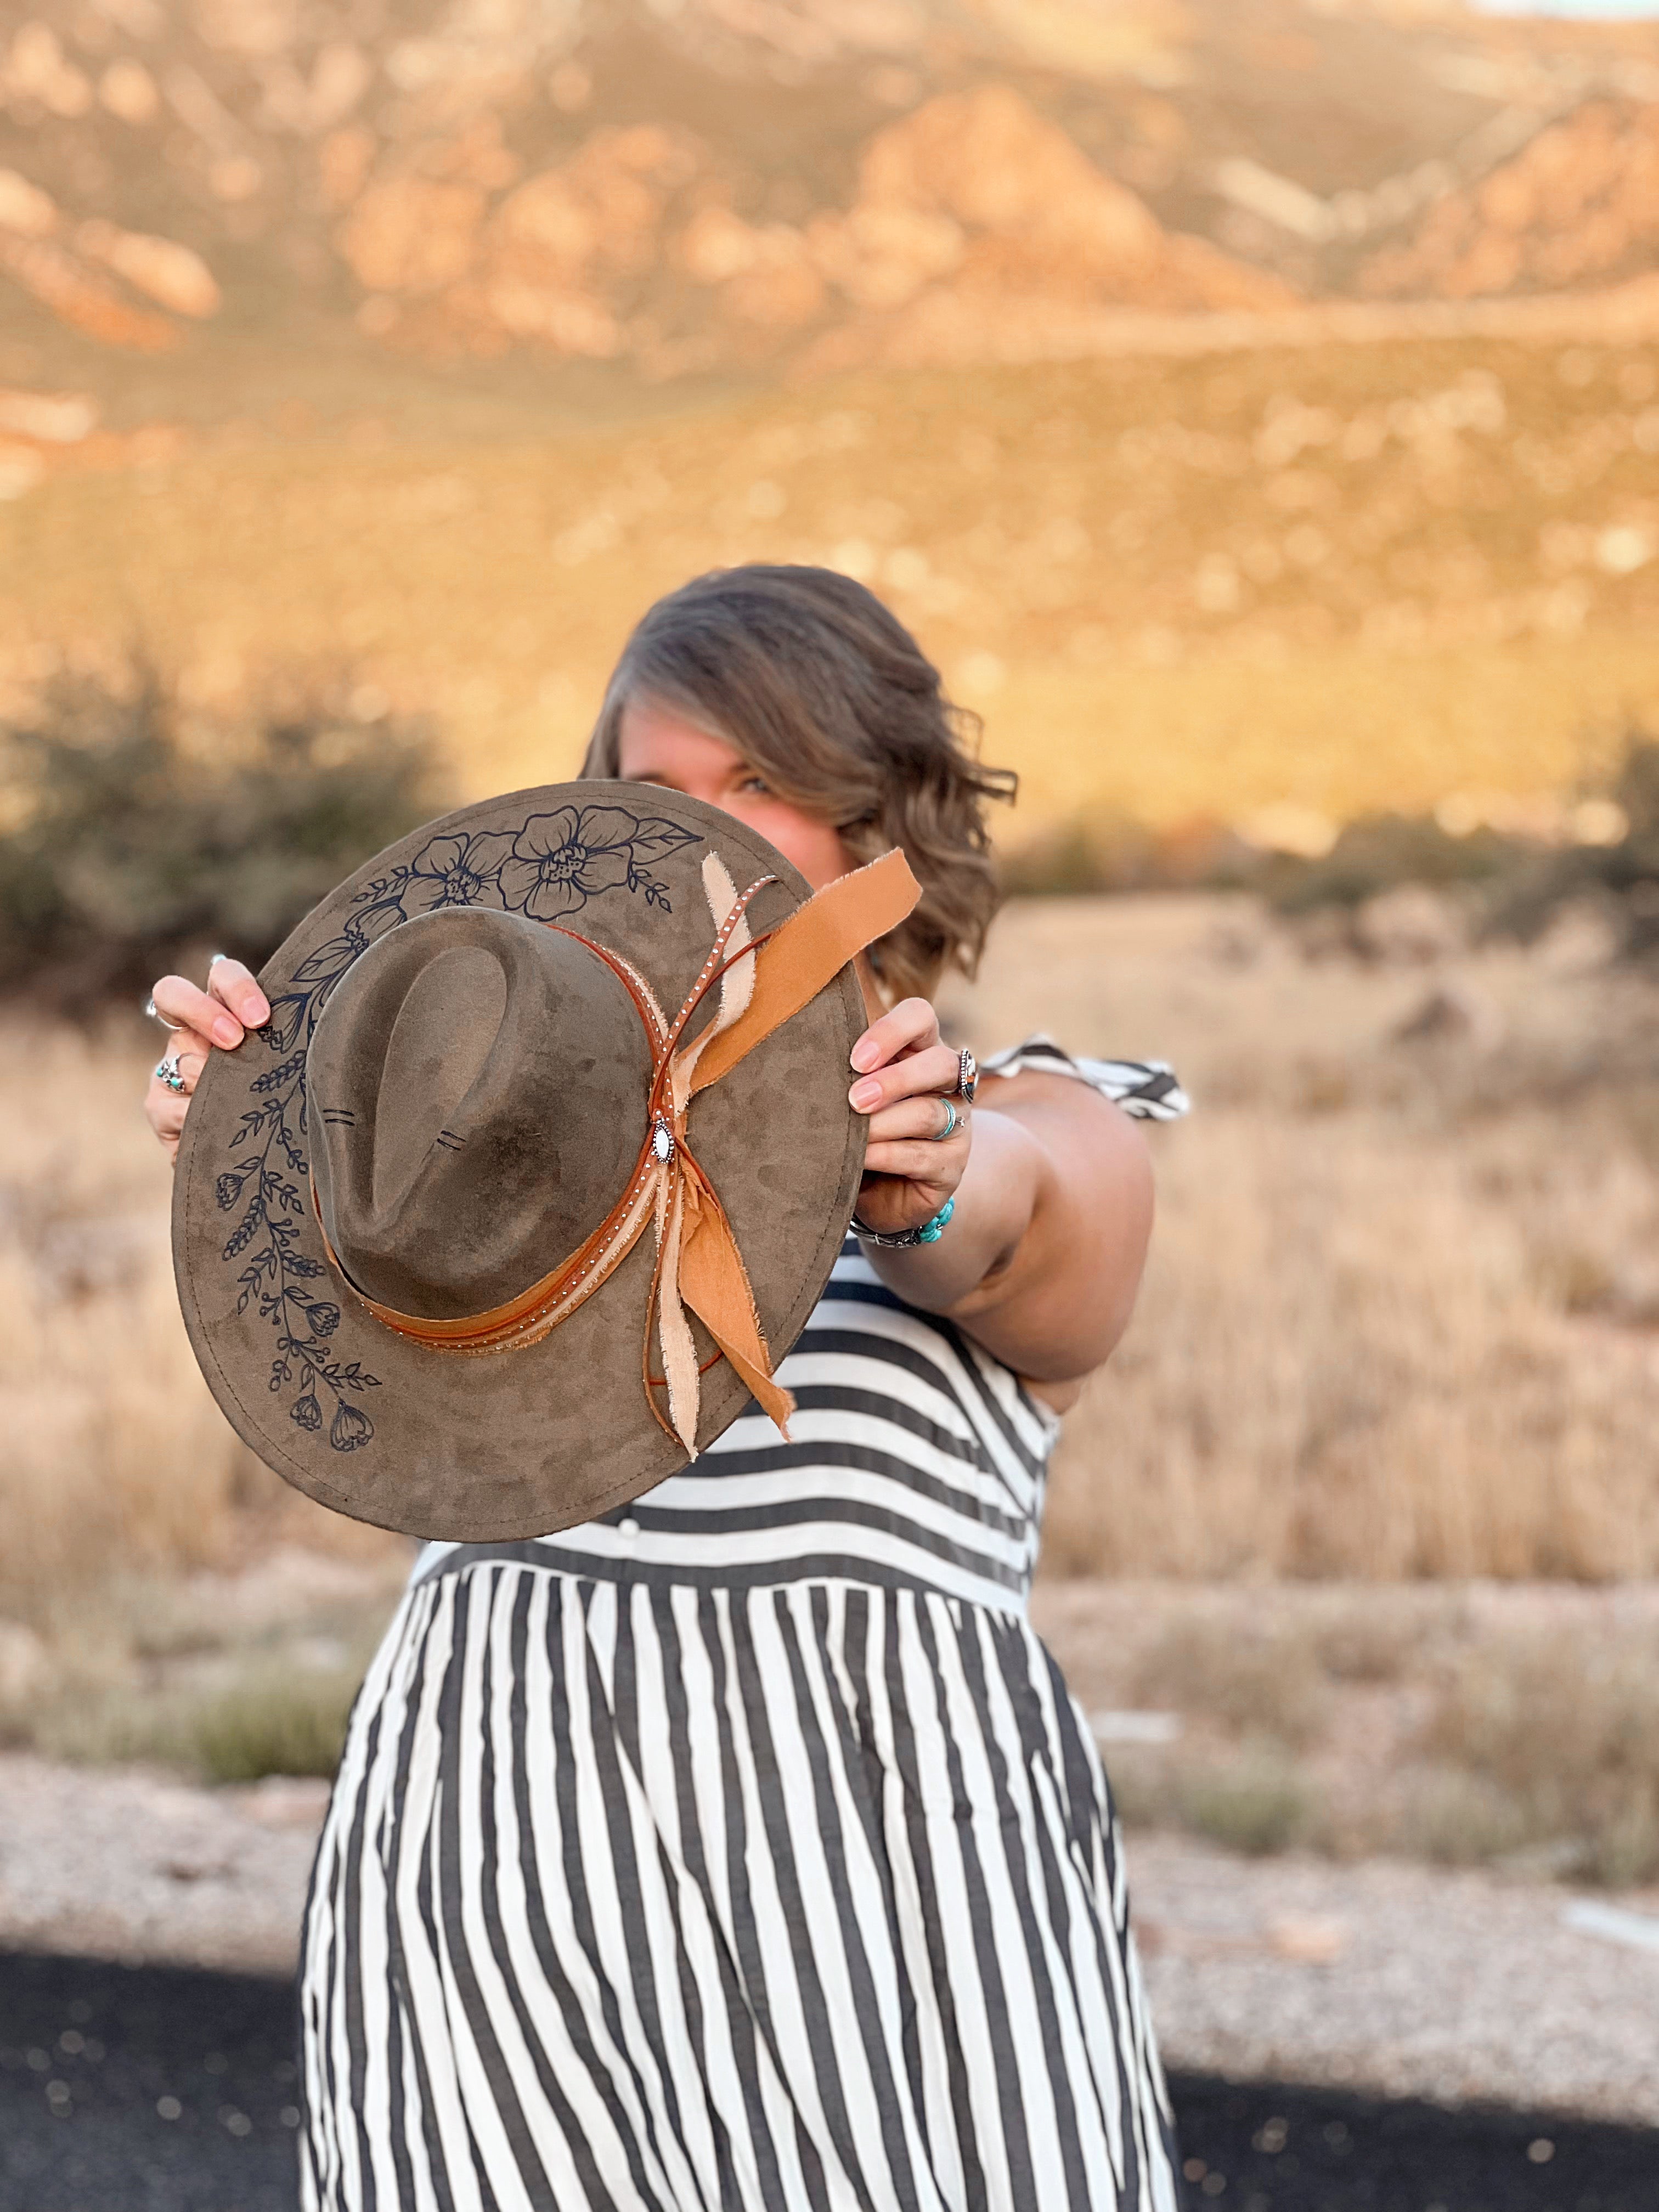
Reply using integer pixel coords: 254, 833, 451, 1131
307, 908, 652, 1324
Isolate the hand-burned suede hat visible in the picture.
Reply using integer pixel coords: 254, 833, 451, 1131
172, 783, 919, 1542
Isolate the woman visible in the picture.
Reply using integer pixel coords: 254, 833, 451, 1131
146, 565, 1185, 2212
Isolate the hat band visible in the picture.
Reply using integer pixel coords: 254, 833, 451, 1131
315, 847, 921, 1457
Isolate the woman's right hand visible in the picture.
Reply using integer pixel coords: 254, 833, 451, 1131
144, 957, 270, 1163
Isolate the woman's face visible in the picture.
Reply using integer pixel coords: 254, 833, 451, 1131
615, 697, 854, 893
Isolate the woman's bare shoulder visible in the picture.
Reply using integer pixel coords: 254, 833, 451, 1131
982, 1063, 1149, 1164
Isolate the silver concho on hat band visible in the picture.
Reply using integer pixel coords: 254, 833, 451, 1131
955, 1046, 978, 1105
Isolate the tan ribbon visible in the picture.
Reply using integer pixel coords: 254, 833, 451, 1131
318, 847, 921, 1456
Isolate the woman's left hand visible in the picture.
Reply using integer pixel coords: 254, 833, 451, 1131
847, 996, 971, 1238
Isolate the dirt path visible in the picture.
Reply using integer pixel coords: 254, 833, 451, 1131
1130, 1832, 1659, 2127
0, 1757, 324, 1982
4, 1752, 1656, 2126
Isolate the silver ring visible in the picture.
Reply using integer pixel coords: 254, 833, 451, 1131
207, 952, 230, 969
154, 1056, 187, 1094
955, 1046, 978, 1105
932, 1098, 958, 1142
144, 996, 183, 1032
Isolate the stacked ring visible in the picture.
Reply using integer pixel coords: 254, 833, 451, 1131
932, 1098, 959, 1143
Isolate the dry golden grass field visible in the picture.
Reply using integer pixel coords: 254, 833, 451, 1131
8, 3, 1659, 1881
3, 329, 1658, 840
7, 884, 1659, 1607
7, 888, 1659, 1873
964, 894, 1659, 1582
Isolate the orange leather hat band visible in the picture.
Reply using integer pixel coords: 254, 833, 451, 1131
318, 846, 922, 1454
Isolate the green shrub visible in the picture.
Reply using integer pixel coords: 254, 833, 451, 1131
1391, 1767, 1533, 1869
1130, 1617, 1331, 1750
189, 1664, 359, 1784
1497, 736, 1659, 958
1419, 1625, 1659, 1886
24, 1659, 361, 1780
1264, 812, 1520, 915
1101, 1739, 1316, 1858
999, 815, 1260, 896
1180, 1745, 1311, 1857
1259, 730, 1659, 959
0, 663, 442, 1005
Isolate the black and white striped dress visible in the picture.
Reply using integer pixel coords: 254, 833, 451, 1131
299, 1042, 1189, 2212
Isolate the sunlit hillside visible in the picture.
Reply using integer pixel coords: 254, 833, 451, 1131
3, 323, 1656, 838
1, 0, 1656, 837
3, 0, 1657, 399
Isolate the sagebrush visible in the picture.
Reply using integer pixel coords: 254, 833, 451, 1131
0, 664, 439, 1005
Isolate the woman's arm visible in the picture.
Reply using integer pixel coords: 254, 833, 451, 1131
149, 968, 1153, 1386
848, 1000, 1154, 1390
867, 1077, 1151, 1384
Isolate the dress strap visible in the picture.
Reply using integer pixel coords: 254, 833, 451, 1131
979, 1034, 1189, 1121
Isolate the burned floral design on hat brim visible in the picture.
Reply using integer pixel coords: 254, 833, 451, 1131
216, 804, 703, 1453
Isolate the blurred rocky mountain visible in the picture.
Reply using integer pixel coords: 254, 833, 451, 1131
1, 0, 1657, 401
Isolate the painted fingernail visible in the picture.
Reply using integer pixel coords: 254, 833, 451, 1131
850, 1038, 880, 1073
213, 1017, 241, 1047
850, 1077, 882, 1111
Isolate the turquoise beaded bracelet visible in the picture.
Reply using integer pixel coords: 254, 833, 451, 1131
851, 1196, 955, 1249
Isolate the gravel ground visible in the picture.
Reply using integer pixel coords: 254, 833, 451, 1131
3, 1752, 1657, 2129
0, 1757, 325, 1979
1128, 1833, 1659, 2128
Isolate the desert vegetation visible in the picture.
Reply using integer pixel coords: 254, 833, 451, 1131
0, 1007, 410, 1784
3, 0, 1657, 1886
0, 664, 437, 1002
962, 892, 1659, 1584
3, 827, 1659, 1853
4, 331, 1658, 846
1035, 1581, 1659, 1886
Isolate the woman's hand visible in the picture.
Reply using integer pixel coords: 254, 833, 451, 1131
847, 996, 970, 1237
144, 957, 270, 1163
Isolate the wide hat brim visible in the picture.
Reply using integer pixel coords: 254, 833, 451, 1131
172, 783, 876, 1542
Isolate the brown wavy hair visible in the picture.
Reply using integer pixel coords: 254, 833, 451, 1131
582, 566, 1016, 1004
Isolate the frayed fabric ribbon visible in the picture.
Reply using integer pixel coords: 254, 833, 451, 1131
317, 847, 920, 1457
